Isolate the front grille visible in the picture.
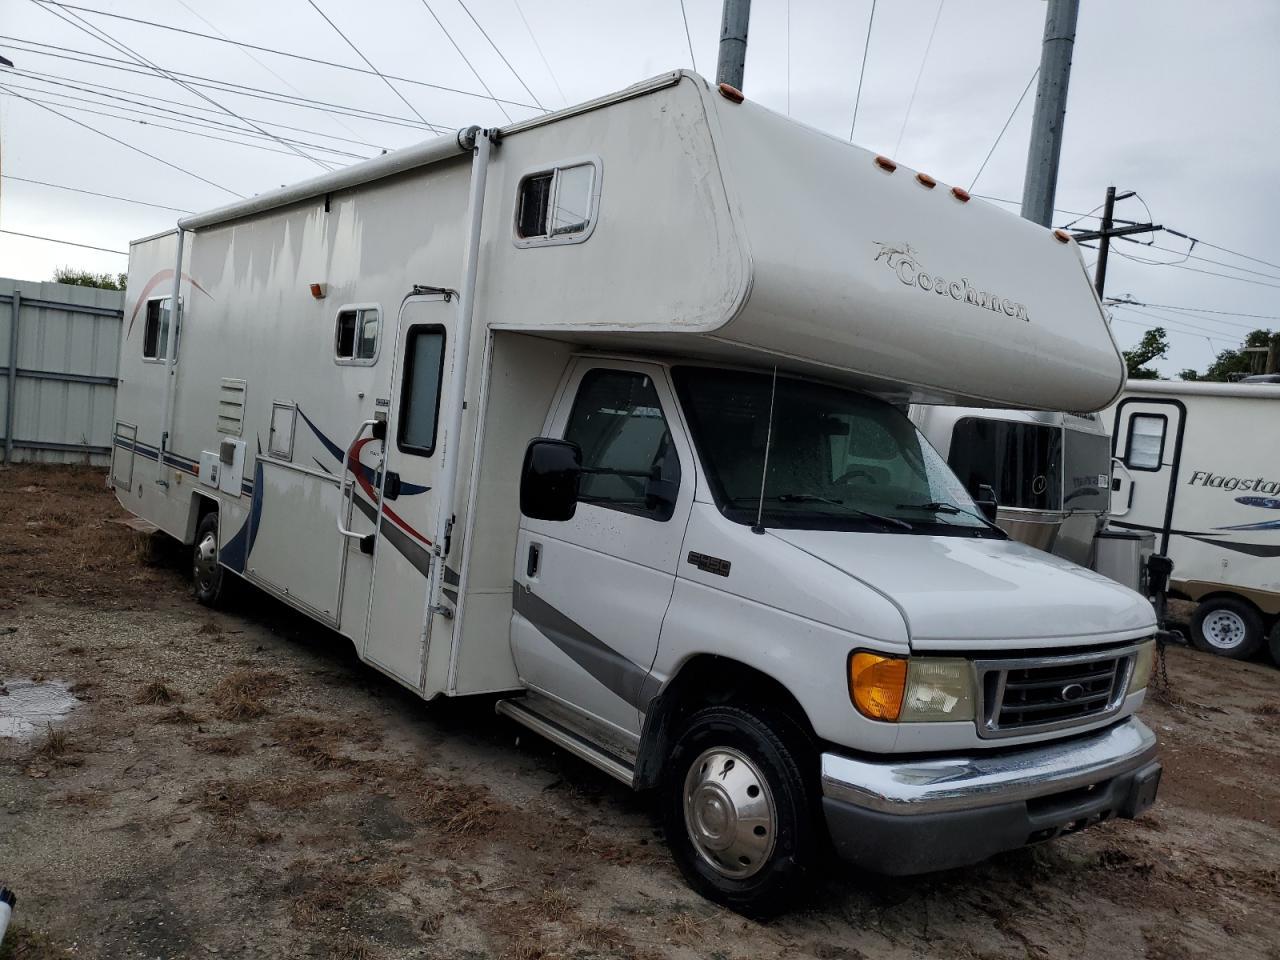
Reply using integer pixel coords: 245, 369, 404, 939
976, 646, 1137, 739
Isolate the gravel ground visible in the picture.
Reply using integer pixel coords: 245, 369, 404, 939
1, 464, 1279, 960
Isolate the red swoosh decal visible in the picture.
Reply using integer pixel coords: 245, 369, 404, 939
126, 268, 212, 338
348, 437, 433, 546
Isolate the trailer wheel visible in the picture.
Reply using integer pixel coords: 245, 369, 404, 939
1267, 620, 1280, 669
192, 512, 229, 608
1190, 596, 1264, 659
662, 705, 818, 917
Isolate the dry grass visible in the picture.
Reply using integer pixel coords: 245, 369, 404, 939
35, 725, 69, 760
209, 669, 287, 720
668, 912, 707, 944
135, 680, 181, 705
532, 888, 578, 923
271, 716, 354, 770
197, 619, 222, 636
155, 706, 200, 725
195, 734, 248, 756
412, 779, 498, 837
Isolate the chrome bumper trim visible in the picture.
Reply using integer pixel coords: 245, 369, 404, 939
821, 717, 1158, 815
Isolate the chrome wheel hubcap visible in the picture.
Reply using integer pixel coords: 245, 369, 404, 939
1203, 609, 1247, 650
194, 529, 218, 593
683, 747, 777, 879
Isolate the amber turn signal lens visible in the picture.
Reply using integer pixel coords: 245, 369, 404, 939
849, 652, 907, 721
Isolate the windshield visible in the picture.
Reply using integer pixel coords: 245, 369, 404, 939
672, 367, 997, 535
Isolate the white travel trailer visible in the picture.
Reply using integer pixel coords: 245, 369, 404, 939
112, 72, 1162, 913
1109, 379, 1280, 660
912, 406, 1113, 567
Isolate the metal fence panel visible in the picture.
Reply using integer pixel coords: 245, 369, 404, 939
0, 278, 123, 466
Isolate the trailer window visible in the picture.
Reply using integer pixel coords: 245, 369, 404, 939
397, 326, 446, 457
142, 297, 178, 361
514, 160, 600, 246
1125, 414, 1166, 471
335, 307, 379, 363
947, 418, 1062, 511
563, 369, 681, 521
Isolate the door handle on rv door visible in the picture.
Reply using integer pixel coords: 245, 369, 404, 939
337, 418, 379, 540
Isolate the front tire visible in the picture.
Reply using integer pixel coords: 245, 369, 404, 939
192, 512, 229, 608
1190, 596, 1263, 659
662, 705, 819, 917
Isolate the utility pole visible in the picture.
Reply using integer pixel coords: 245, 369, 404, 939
717, 0, 751, 90
1020, 0, 1080, 226
1070, 186, 1162, 297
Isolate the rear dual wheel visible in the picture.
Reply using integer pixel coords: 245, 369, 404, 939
662, 705, 819, 917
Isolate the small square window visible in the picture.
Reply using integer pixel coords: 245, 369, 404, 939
515, 161, 599, 245
143, 298, 178, 360
335, 307, 379, 362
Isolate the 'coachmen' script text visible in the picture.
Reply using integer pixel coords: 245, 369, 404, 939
874, 241, 1030, 322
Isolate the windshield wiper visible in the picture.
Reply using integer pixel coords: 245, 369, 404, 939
735, 494, 913, 531
895, 501, 1005, 534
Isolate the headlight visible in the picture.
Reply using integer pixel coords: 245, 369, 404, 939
1128, 641, 1155, 694
849, 652, 976, 722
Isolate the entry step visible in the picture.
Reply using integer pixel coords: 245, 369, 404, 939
496, 695, 636, 787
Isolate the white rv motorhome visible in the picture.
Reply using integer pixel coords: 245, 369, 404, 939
1109, 379, 1280, 661
111, 72, 1162, 914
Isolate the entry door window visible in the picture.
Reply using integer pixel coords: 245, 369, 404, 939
397, 327, 446, 456
563, 369, 681, 521
1125, 414, 1166, 471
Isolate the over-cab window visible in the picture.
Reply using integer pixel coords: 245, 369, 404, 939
397, 327, 446, 457
335, 306, 379, 363
514, 160, 600, 246
1125, 414, 1166, 471
563, 369, 680, 521
142, 297, 178, 361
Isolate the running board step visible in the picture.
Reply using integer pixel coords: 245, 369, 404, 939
496, 697, 636, 787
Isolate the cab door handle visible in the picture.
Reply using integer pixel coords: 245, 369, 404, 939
527, 543, 541, 579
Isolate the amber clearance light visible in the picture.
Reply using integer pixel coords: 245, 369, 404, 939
849, 651, 907, 721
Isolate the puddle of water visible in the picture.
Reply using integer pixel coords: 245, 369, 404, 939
0, 679, 79, 739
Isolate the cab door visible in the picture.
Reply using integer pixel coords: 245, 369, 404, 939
511, 361, 694, 739
361, 293, 454, 687
1111, 398, 1184, 551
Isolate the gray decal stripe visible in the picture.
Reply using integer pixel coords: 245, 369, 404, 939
352, 496, 434, 578
511, 581, 649, 709
443, 565, 461, 586
1184, 536, 1280, 558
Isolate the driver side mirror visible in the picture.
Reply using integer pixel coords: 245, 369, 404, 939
520, 438, 582, 522
975, 483, 999, 523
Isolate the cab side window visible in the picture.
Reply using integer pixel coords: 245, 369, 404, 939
563, 369, 680, 521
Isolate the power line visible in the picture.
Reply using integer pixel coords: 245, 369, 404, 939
0, 82, 242, 197
0, 88, 369, 162
968, 67, 1038, 191
1110, 244, 1280, 290
13, 68, 390, 150
1, 174, 192, 213
0, 39, 442, 131
786, 0, 791, 114
1110, 316, 1221, 359
847, 0, 877, 142
892, 0, 943, 157
417, 0, 513, 123
33, 0, 333, 170
678, 0, 698, 74
1109, 301, 1259, 332
0, 228, 127, 255
1112, 304, 1254, 339
301, 0, 442, 134
8, 6, 540, 110
1109, 299, 1280, 323
1116, 235, 1280, 282
973, 194, 1105, 221
172, 0, 367, 144
1173, 232, 1280, 274
456, 0, 545, 110
511, 0, 566, 107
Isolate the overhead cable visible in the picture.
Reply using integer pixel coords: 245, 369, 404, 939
417, 0, 513, 123
0, 227, 127, 255
968, 67, 1037, 191
456, 0, 545, 109
1, 174, 193, 213
893, 0, 943, 157
847, 0, 877, 142
512, 0, 567, 106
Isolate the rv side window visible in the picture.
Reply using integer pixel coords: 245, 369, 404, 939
142, 297, 178, 361
335, 307, 380, 363
514, 160, 600, 245
397, 326, 446, 457
563, 369, 681, 521
1126, 414, 1166, 471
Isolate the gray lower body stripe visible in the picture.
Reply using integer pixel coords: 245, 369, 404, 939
512, 581, 651, 710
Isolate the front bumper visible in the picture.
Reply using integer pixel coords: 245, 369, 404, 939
821, 717, 1161, 875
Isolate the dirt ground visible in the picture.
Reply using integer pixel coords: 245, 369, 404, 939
1, 464, 1278, 960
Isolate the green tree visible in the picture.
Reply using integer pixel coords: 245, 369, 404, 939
52, 267, 127, 291
1123, 327, 1168, 380
1189, 329, 1275, 382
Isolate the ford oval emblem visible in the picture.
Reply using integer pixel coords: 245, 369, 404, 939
1060, 683, 1086, 702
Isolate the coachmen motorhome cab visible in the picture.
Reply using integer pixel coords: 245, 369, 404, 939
1109, 379, 1280, 661
111, 72, 1162, 914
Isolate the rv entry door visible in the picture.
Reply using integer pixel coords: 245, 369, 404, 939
1111, 398, 1184, 552
362, 293, 455, 687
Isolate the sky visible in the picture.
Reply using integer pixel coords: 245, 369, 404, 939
1, 0, 1278, 378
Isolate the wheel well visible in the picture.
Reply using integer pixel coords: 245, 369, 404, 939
185, 493, 219, 545
1195, 592, 1263, 618
634, 655, 818, 791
